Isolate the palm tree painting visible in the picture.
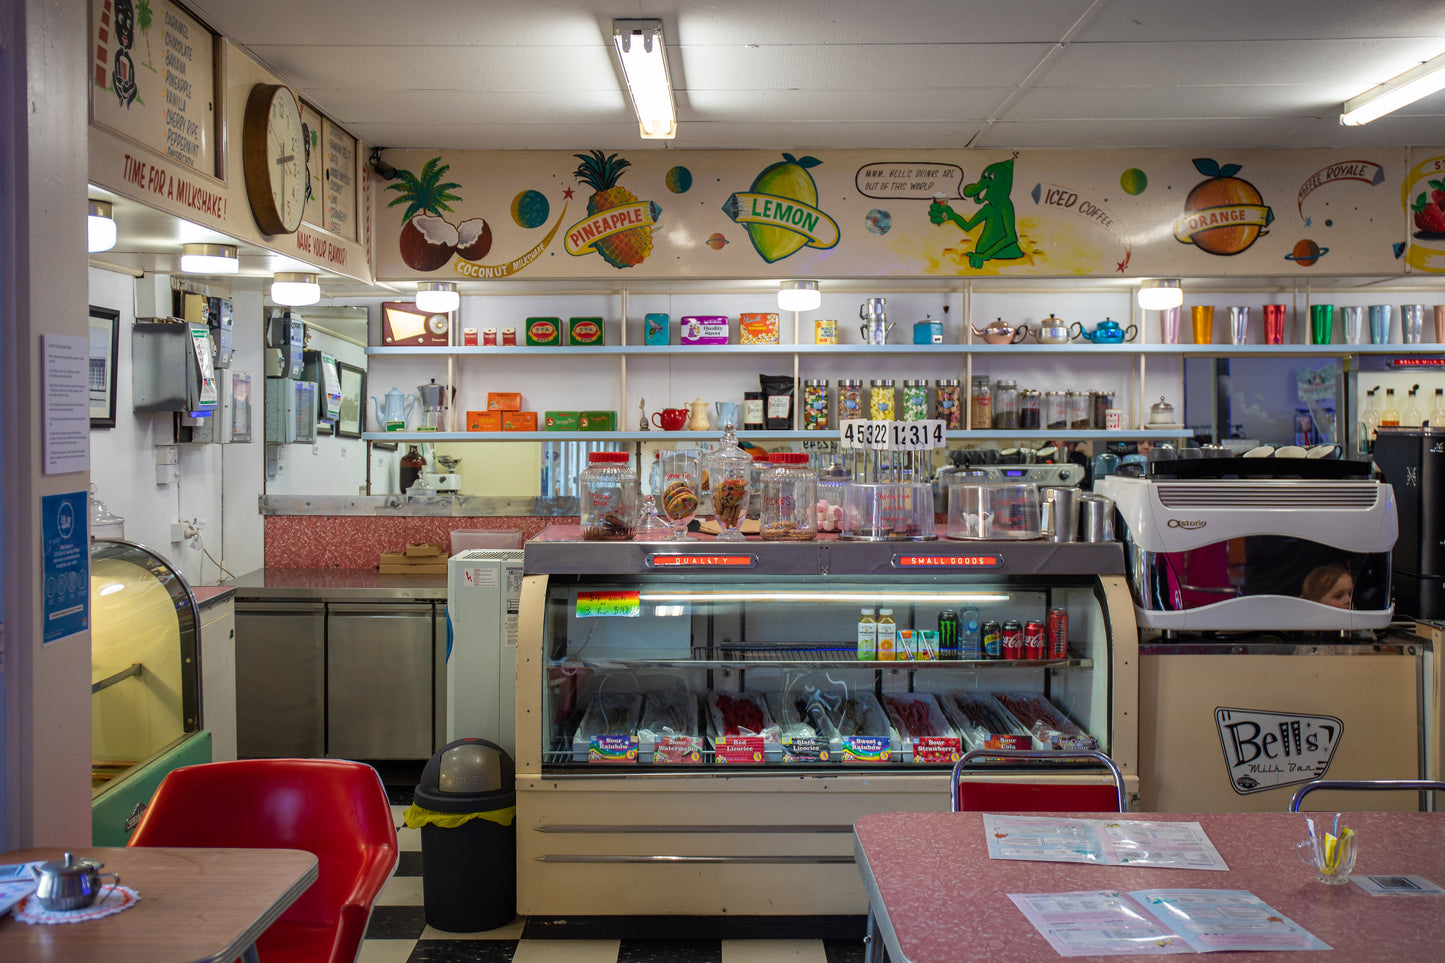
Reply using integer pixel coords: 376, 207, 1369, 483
136, 0, 155, 72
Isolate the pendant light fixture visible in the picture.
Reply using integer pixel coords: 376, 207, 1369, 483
1137, 278, 1183, 310
777, 280, 821, 313
613, 19, 676, 140
88, 199, 117, 253
415, 281, 459, 313
180, 243, 239, 275
271, 272, 321, 306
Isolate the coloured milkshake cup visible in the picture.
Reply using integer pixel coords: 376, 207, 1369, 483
1158, 306, 1180, 344
1227, 306, 1249, 345
1401, 304, 1425, 344
1263, 304, 1286, 344
1190, 305, 1214, 344
1310, 304, 1333, 345
1369, 304, 1392, 344
1435, 305, 1445, 343
1341, 306, 1366, 345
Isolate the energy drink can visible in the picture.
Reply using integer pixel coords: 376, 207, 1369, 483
937, 610, 959, 659
1048, 608, 1069, 659
982, 620, 1002, 659
1001, 620, 1023, 660
1024, 620, 1046, 660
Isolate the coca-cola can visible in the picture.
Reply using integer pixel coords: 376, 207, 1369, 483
1001, 620, 1023, 660
1024, 620, 1046, 660
1047, 607, 1069, 659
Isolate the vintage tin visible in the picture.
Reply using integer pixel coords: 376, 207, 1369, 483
525, 317, 561, 346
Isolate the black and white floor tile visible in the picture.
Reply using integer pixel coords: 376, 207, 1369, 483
360, 792, 867, 963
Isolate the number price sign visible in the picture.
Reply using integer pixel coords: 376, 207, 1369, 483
839, 419, 946, 451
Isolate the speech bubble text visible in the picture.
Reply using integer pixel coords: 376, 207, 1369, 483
856, 162, 965, 200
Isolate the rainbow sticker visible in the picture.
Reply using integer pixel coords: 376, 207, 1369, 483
576, 590, 641, 618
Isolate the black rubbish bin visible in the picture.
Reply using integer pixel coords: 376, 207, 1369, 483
412, 738, 516, 932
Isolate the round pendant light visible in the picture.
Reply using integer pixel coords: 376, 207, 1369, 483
415, 281, 460, 313
271, 272, 321, 306
180, 243, 239, 275
88, 199, 117, 253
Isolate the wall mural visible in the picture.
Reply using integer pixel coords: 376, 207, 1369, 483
374, 148, 1444, 281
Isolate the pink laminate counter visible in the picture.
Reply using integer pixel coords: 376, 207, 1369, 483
855, 810, 1445, 962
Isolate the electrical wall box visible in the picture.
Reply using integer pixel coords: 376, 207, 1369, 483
188, 370, 253, 444
265, 377, 317, 444
265, 310, 305, 379
183, 293, 234, 369
132, 320, 220, 414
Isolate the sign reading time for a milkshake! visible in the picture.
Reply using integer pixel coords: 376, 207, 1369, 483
90, 0, 215, 173
1214, 707, 1342, 796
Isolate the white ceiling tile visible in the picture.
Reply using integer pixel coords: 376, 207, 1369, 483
189, 0, 609, 45
1003, 84, 1369, 120
971, 118, 1310, 149
1078, 0, 1445, 42
676, 43, 1053, 91
683, 88, 1012, 123
250, 44, 616, 91
669, 0, 1093, 43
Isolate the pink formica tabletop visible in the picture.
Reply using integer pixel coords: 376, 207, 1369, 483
854, 810, 1445, 962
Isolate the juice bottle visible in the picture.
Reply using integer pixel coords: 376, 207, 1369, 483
1430, 389, 1445, 429
1380, 388, 1400, 428
1404, 384, 1422, 427
1361, 387, 1379, 451
856, 608, 877, 661
876, 608, 897, 661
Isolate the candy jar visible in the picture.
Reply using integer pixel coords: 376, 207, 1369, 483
836, 379, 863, 424
935, 379, 962, 429
707, 424, 752, 541
760, 452, 818, 541
901, 380, 929, 422
659, 449, 702, 541
633, 494, 675, 541
579, 451, 638, 540
869, 379, 896, 420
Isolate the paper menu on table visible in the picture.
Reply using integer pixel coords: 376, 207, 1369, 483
1009, 889, 1331, 957
0, 861, 41, 916
984, 814, 1229, 871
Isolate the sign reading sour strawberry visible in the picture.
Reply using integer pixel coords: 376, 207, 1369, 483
565, 150, 662, 268
724, 153, 841, 263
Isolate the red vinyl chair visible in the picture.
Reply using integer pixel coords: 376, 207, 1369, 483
128, 759, 399, 963
950, 748, 1128, 813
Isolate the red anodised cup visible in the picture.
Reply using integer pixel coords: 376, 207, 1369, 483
1263, 304, 1287, 345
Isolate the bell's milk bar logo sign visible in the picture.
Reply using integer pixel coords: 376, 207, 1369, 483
1215, 707, 1342, 795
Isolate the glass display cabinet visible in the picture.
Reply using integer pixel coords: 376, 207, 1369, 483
514, 525, 1139, 918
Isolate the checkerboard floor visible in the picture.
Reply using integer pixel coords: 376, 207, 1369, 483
361, 794, 867, 963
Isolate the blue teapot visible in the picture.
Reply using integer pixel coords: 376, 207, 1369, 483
1069, 317, 1138, 344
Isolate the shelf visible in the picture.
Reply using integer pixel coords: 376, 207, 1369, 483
547, 657, 1093, 670
364, 429, 1189, 443
366, 342, 1445, 358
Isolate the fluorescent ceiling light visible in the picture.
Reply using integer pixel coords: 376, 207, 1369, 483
179, 243, 238, 275
613, 19, 676, 140
1341, 50, 1445, 126
778, 280, 821, 313
1137, 278, 1183, 310
88, 199, 117, 253
271, 272, 321, 307
415, 281, 459, 313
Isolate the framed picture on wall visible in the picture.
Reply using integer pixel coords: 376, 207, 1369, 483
336, 361, 365, 439
88, 305, 120, 429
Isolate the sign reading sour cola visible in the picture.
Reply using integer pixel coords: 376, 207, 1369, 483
1214, 707, 1342, 795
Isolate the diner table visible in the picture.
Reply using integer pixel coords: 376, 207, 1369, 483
0, 846, 317, 962
855, 810, 1445, 962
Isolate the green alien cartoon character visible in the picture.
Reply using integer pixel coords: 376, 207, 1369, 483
930, 157, 1024, 269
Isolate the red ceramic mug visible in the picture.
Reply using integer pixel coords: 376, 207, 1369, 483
652, 408, 687, 431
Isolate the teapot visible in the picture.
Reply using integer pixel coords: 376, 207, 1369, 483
687, 398, 711, 431
32, 852, 121, 911
859, 298, 896, 345
1034, 313, 1070, 345
969, 317, 1029, 345
1069, 317, 1138, 344
371, 387, 417, 432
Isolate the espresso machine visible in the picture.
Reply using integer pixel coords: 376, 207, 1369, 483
1373, 427, 1445, 619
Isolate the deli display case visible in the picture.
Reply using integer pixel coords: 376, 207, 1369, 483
515, 525, 1139, 918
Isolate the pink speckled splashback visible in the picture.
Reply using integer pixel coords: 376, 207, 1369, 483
264, 515, 575, 569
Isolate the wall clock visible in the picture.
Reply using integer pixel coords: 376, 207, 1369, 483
242, 83, 307, 236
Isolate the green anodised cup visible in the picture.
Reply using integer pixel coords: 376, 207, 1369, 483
1310, 304, 1334, 345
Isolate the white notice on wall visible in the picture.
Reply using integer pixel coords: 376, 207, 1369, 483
464, 567, 498, 587
42, 335, 90, 474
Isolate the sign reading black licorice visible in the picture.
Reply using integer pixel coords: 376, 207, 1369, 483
839, 419, 946, 451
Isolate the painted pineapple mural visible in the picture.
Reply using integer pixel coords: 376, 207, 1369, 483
572, 150, 654, 268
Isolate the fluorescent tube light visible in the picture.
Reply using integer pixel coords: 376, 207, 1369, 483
613, 19, 677, 140
1341, 50, 1445, 126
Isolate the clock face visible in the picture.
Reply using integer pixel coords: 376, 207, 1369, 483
266, 88, 306, 234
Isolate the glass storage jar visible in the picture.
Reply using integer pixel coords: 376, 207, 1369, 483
580, 451, 638, 540
760, 452, 818, 541
1019, 389, 1041, 430
1092, 390, 1114, 429
1067, 389, 1090, 429
992, 379, 1019, 430
707, 424, 753, 540
1044, 390, 1068, 431
803, 379, 830, 431
935, 379, 962, 429
901, 380, 929, 422
869, 379, 896, 420
836, 379, 863, 424
969, 375, 991, 429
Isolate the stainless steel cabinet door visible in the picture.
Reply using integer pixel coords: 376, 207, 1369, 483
234, 601, 325, 757
327, 603, 434, 759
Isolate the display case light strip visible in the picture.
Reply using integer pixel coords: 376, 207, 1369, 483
638, 592, 1010, 604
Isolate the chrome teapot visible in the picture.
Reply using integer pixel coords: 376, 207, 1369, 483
1034, 313, 1070, 345
970, 317, 1029, 345
1069, 317, 1138, 344
32, 852, 121, 911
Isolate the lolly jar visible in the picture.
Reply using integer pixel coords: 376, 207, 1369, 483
760, 452, 818, 541
707, 423, 752, 541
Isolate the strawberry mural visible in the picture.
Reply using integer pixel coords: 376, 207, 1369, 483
1412, 180, 1445, 238
723, 153, 840, 263
564, 150, 662, 268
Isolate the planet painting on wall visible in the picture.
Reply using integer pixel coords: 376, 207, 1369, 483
511, 190, 550, 229
706, 233, 729, 250
665, 166, 693, 193
865, 209, 892, 235
1120, 168, 1148, 195
1285, 238, 1330, 267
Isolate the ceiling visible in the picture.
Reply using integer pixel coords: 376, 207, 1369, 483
184, 0, 1445, 152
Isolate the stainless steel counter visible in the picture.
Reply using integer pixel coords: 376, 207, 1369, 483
228, 568, 448, 601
